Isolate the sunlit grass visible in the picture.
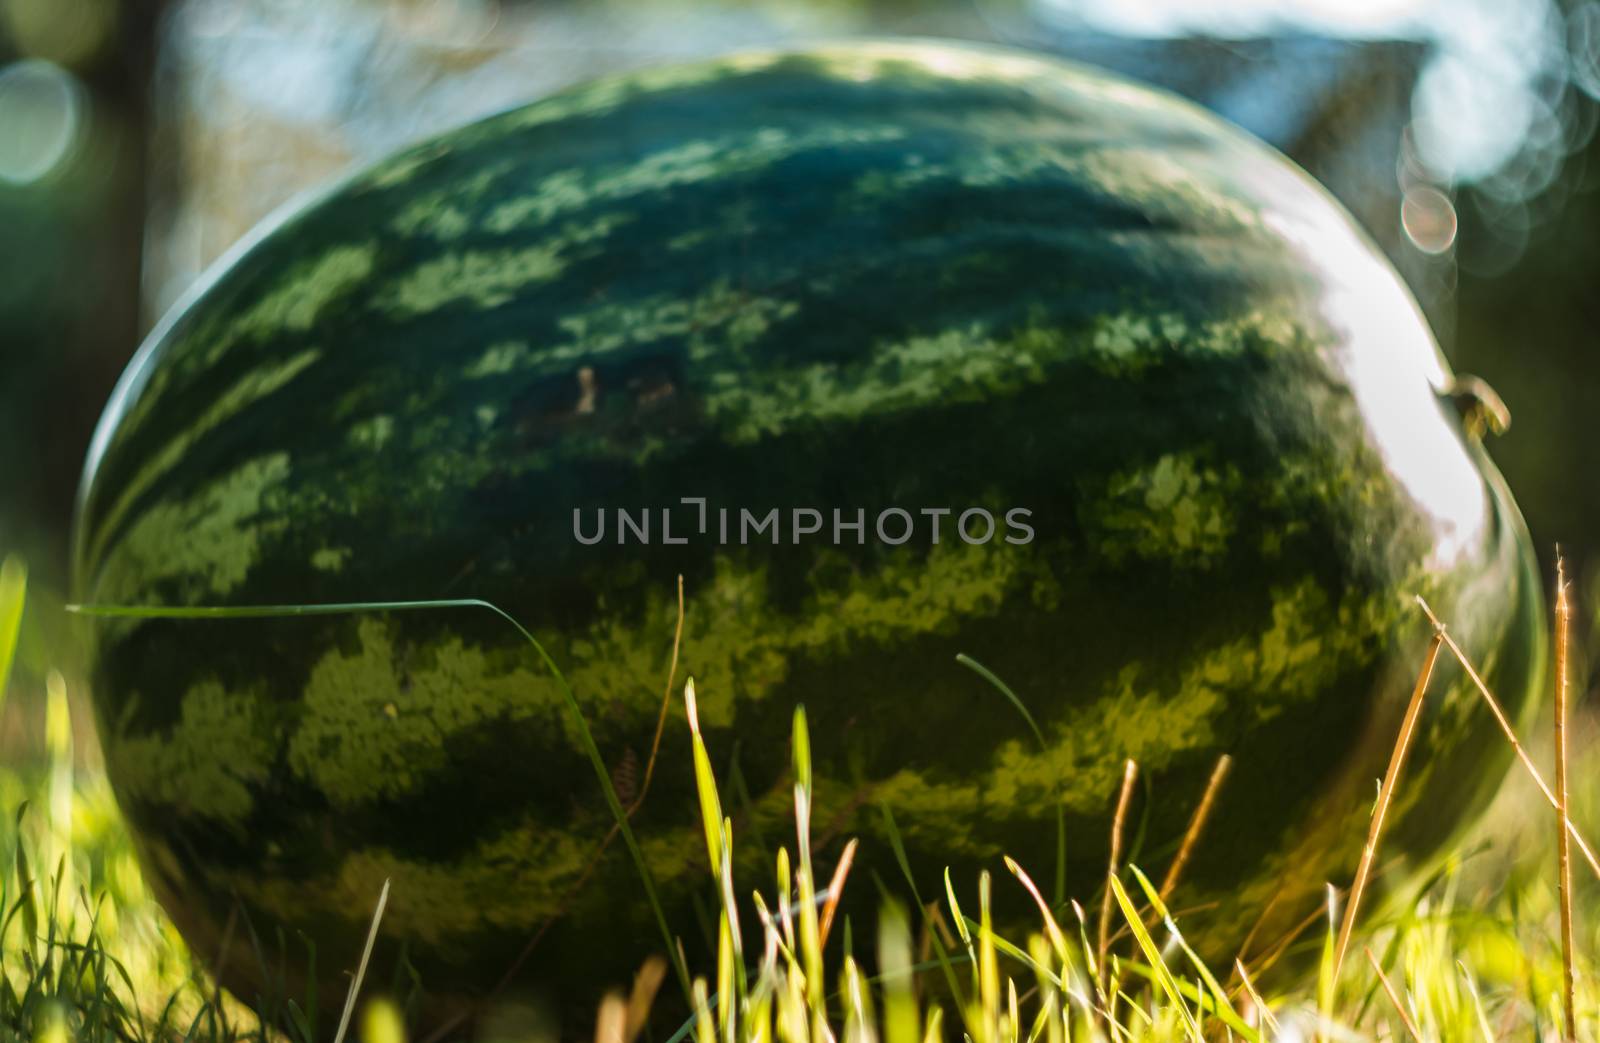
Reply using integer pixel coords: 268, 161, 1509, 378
2, 563, 1597, 1041
0, 556, 26, 712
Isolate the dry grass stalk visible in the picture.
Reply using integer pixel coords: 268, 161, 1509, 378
633, 573, 687, 815
1232, 887, 1284, 978
1415, 595, 1600, 880
1098, 759, 1139, 998
595, 993, 628, 1043
1003, 855, 1071, 960
818, 837, 859, 950
1159, 753, 1232, 905
1364, 945, 1421, 1043
1555, 553, 1577, 1041
624, 956, 669, 1043
1245, 894, 1337, 986
1332, 626, 1445, 983
1127, 752, 1232, 938
1236, 856, 1397, 983
332, 878, 391, 1043
1233, 959, 1280, 1036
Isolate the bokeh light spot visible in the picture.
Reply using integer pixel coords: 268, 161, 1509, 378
1572, 1, 1600, 101
1401, 184, 1458, 253
1, 0, 116, 66
1034, 0, 1570, 195
0, 59, 87, 186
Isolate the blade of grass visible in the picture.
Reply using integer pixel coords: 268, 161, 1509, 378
1003, 857, 1070, 966
1415, 595, 1600, 881
1157, 755, 1231, 907
632, 574, 686, 818
944, 866, 982, 1030
819, 838, 858, 951
1243, 898, 1332, 989
790, 706, 826, 1020
721, 834, 745, 1042
1363, 945, 1419, 1042
1070, 899, 1113, 1030
596, 991, 627, 1043
1554, 553, 1578, 1043
957, 915, 1062, 992
1232, 960, 1279, 1037
1349, 926, 1402, 1030
1113, 966, 1248, 1036
1457, 960, 1496, 1043
692, 978, 715, 1043
1099, 760, 1139, 1001
1316, 885, 1338, 1043
0, 556, 25, 714
879, 805, 971, 1032
1333, 624, 1444, 983
331, 878, 388, 1043
14, 804, 38, 969
1107, 874, 1201, 1043
753, 891, 799, 973
44, 672, 72, 883
1125, 865, 1255, 1041
686, 679, 745, 1041
978, 872, 999, 1043
1231, 888, 1282, 979
777, 846, 796, 956
880, 902, 918, 1043
485, 577, 689, 1006
686, 680, 728, 883
957, 654, 1068, 905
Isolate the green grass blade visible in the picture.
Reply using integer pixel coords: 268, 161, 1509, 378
791, 704, 812, 797
978, 872, 999, 1042
878, 805, 922, 911
686, 680, 727, 875
1125, 865, 1255, 1040
1117, 964, 1259, 1041
943, 868, 972, 949
958, 916, 1062, 990
0, 556, 25, 714
1317, 883, 1338, 1029
879, 804, 971, 1031
955, 654, 1045, 746
12, 805, 37, 970
879, 902, 919, 1043
956, 654, 1067, 906
1107, 874, 1201, 1042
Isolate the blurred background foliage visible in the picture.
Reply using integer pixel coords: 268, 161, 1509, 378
3, 0, 1599, 753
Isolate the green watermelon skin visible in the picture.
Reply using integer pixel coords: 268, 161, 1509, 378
74, 41, 1544, 1023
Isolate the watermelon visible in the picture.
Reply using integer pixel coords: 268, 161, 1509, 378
72, 40, 1545, 1029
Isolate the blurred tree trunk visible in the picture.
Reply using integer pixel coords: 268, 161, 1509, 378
0, 0, 165, 586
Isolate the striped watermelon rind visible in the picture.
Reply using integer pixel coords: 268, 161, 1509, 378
74, 40, 1545, 1024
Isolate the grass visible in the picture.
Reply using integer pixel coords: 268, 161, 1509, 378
3, 552, 1600, 1041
